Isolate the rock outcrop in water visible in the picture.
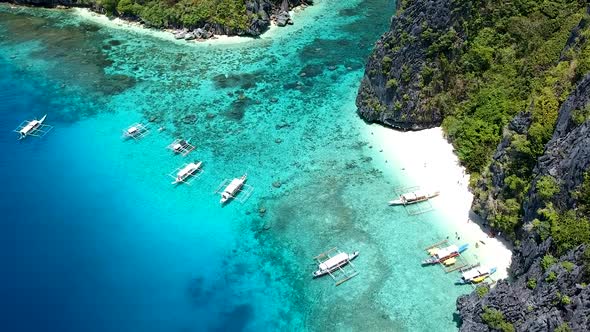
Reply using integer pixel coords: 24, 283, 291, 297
359, 0, 590, 330
3, 0, 312, 37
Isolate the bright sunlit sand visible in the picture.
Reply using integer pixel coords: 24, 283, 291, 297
365, 125, 513, 280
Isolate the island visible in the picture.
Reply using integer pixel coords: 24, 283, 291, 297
357, 0, 590, 330
4, 0, 313, 38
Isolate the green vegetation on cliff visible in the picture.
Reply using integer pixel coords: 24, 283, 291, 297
97, 0, 250, 30
435, 0, 587, 174
481, 306, 515, 332
359, 0, 590, 252
404, 0, 590, 244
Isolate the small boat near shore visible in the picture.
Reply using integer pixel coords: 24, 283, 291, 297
313, 251, 359, 278
389, 189, 440, 206
457, 265, 497, 284
422, 243, 469, 265
171, 161, 202, 184
220, 174, 247, 204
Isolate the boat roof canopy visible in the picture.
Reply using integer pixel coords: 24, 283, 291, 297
225, 178, 243, 193
178, 163, 198, 176
319, 252, 349, 270
436, 245, 458, 258
403, 192, 418, 200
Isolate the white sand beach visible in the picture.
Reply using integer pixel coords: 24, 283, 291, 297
364, 125, 513, 280
71, 6, 306, 46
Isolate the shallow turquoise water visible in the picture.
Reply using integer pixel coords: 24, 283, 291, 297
0, 1, 472, 331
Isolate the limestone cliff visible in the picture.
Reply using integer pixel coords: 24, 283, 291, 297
458, 74, 590, 331
358, 0, 590, 330
356, 0, 471, 130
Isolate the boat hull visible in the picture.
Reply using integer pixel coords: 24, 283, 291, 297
313, 251, 359, 278
171, 162, 202, 185
220, 175, 246, 204
457, 267, 497, 284
421, 243, 468, 265
389, 190, 440, 206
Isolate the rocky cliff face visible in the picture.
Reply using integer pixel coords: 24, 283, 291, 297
358, 0, 590, 329
355, 0, 468, 130
458, 74, 590, 331
458, 244, 589, 332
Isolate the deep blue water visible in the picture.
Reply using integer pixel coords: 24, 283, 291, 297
0, 2, 475, 331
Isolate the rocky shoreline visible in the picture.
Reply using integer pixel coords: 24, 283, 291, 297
2, 0, 312, 40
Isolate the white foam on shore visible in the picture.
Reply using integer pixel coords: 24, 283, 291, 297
364, 125, 513, 281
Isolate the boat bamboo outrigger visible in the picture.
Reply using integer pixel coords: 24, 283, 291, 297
122, 123, 150, 140
422, 243, 469, 265
313, 248, 359, 286
457, 265, 497, 284
167, 138, 195, 156
214, 174, 254, 204
13, 114, 53, 140
168, 162, 203, 185
389, 189, 440, 206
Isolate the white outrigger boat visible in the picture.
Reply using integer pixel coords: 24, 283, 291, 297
457, 265, 497, 284
172, 139, 190, 153
313, 251, 359, 278
171, 161, 202, 184
220, 174, 247, 204
389, 189, 440, 206
167, 138, 195, 156
123, 123, 150, 140
14, 114, 52, 140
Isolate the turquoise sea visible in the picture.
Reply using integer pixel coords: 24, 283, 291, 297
0, 1, 474, 331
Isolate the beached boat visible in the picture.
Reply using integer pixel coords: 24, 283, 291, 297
457, 265, 497, 284
389, 189, 440, 206
18, 114, 46, 140
171, 161, 202, 184
220, 174, 247, 204
443, 257, 457, 266
313, 251, 359, 278
422, 243, 469, 265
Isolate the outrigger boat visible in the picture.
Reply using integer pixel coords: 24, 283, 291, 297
422, 243, 469, 265
123, 123, 150, 139
16, 114, 47, 140
313, 251, 359, 278
171, 161, 202, 184
126, 125, 140, 137
457, 265, 497, 284
389, 189, 440, 206
171, 138, 191, 153
220, 174, 247, 204
167, 138, 195, 156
